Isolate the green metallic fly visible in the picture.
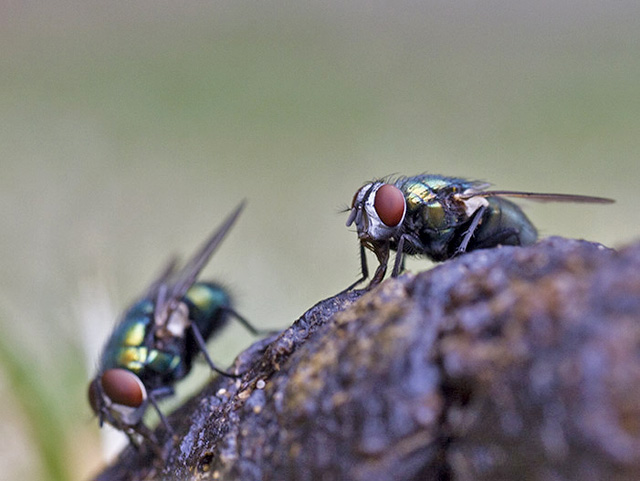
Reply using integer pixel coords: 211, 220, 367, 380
88, 202, 265, 452
346, 174, 614, 288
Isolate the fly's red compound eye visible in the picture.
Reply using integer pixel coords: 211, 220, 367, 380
88, 378, 102, 414
100, 369, 145, 407
374, 184, 405, 227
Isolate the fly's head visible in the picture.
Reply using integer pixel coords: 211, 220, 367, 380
88, 368, 149, 432
346, 182, 406, 247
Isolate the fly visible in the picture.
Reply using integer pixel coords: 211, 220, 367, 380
88, 202, 264, 454
345, 174, 614, 289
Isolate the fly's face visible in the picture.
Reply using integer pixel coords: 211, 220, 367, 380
346, 182, 407, 243
88, 368, 148, 431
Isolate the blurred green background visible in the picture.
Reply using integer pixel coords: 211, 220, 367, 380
0, 1, 638, 479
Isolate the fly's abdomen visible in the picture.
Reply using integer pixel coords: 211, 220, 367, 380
183, 282, 231, 341
475, 198, 538, 248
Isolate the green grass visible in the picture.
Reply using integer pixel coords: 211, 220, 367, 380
0, 324, 70, 481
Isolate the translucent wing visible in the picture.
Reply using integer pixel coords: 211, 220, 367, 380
459, 190, 614, 204
153, 201, 245, 325
142, 257, 179, 302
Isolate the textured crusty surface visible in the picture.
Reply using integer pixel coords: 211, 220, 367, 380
94, 237, 640, 481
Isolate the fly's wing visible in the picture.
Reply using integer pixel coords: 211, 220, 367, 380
142, 257, 179, 302
109, 257, 179, 333
459, 190, 614, 204
466, 180, 492, 191
153, 201, 246, 326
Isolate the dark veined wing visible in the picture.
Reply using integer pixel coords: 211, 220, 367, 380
459, 190, 614, 204
153, 201, 246, 325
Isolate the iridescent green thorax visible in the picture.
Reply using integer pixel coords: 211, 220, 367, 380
101, 299, 183, 380
100, 299, 153, 372
398, 175, 467, 195
395, 175, 474, 206
395, 175, 472, 237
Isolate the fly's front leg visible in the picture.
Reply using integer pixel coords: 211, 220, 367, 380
368, 242, 390, 288
344, 242, 370, 291
148, 386, 175, 436
130, 422, 167, 459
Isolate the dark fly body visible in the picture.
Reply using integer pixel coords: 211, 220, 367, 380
346, 174, 614, 289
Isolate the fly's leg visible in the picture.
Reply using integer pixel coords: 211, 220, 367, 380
368, 242, 390, 288
148, 386, 175, 436
391, 236, 404, 277
344, 242, 370, 291
473, 228, 521, 249
121, 419, 164, 458
189, 322, 241, 378
131, 422, 167, 459
125, 428, 146, 451
455, 205, 486, 256
221, 307, 277, 336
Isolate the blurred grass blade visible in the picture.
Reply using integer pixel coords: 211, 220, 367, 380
0, 324, 70, 481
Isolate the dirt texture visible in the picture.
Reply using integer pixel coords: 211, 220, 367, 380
93, 237, 640, 481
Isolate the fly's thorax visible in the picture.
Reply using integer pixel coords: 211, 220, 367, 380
100, 300, 153, 372
416, 202, 447, 231
104, 300, 153, 352
402, 180, 447, 231
403, 189, 448, 234
403, 182, 490, 233
107, 342, 183, 376
101, 298, 186, 377
113, 345, 149, 373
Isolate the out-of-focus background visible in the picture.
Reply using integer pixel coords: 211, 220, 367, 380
0, 1, 637, 479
